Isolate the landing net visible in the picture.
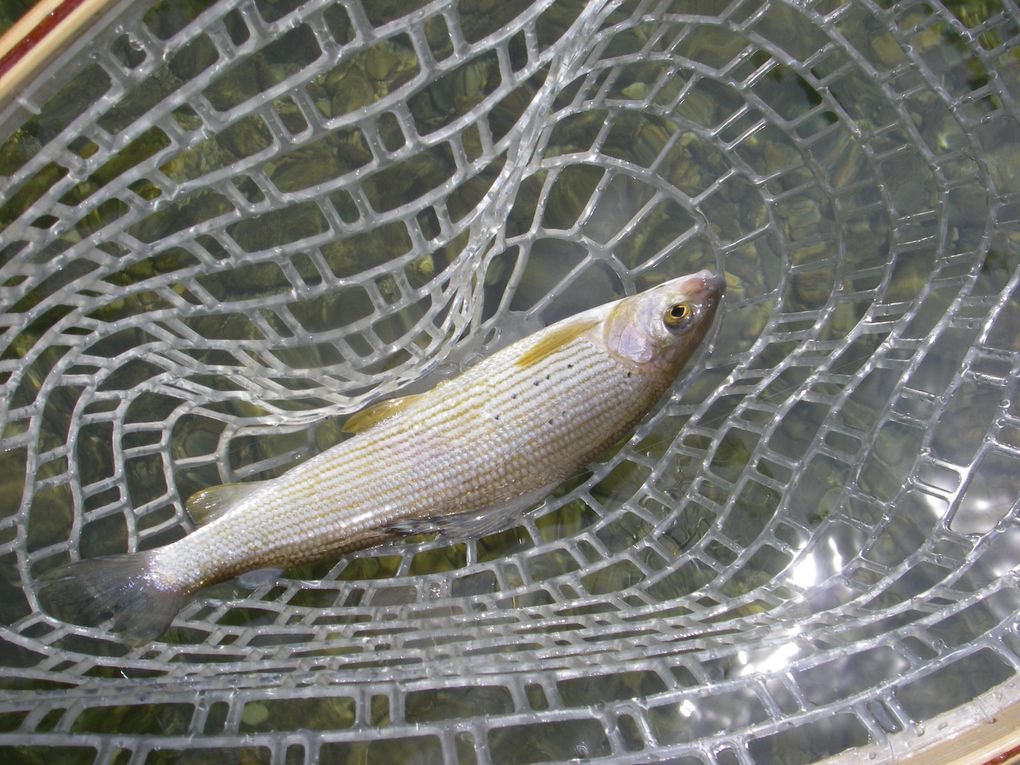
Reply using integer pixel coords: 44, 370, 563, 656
1, 1, 1019, 763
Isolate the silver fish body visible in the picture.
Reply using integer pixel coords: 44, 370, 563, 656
39, 269, 724, 644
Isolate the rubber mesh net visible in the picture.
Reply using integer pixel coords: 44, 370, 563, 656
1, 0, 1019, 763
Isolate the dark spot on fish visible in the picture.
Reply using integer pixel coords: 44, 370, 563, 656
548, 418, 553, 425
545, 374, 550, 380
567, 363, 573, 369
627, 371, 632, 378
533, 380, 540, 386
494, 415, 500, 421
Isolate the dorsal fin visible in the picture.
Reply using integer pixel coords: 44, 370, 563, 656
186, 482, 266, 526
387, 481, 556, 540
515, 317, 599, 369
342, 393, 423, 434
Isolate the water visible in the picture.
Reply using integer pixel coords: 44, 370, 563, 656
0, 0, 1019, 763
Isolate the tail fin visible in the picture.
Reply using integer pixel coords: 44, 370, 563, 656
37, 551, 188, 647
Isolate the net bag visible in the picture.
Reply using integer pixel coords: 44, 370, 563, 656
1, 0, 1019, 763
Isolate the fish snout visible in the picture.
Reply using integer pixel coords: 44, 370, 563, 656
687, 269, 726, 309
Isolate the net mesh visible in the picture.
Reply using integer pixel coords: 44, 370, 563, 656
1, 0, 1019, 762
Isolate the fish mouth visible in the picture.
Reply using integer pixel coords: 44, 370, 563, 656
686, 269, 726, 309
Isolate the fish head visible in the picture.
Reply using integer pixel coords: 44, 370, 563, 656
602, 269, 725, 374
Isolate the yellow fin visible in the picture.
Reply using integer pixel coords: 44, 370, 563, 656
515, 318, 599, 369
186, 481, 266, 526
342, 393, 423, 434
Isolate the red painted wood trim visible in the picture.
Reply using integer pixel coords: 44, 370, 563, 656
0, 0, 88, 80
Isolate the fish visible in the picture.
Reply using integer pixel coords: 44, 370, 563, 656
37, 269, 725, 645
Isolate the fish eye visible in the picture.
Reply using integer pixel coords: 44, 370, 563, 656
663, 302, 692, 328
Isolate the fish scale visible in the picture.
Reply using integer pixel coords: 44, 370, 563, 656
38, 270, 724, 644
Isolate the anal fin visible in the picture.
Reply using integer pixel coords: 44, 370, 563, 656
186, 481, 267, 526
236, 567, 284, 589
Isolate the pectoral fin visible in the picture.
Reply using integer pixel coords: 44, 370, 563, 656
515, 318, 598, 369
342, 393, 423, 434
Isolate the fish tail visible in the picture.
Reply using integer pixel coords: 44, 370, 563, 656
37, 551, 188, 647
